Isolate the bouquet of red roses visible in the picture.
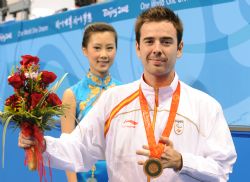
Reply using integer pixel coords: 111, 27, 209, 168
0, 55, 67, 181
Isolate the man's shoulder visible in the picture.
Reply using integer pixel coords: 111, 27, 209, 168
106, 80, 140, 94
98, 80, 140, 110
101, 80, 140, 101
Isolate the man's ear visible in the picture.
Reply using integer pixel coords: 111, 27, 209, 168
135, 42, 141, 58
177, 41, 183, 58
82, 47, 87, 57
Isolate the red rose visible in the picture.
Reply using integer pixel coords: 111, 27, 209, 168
47, 93, 62, 106
30, 93, 43, 109
5, 94, 21, 110
20, 55, 39, 67
8, 73, 24, 89
41, 71, 57, 84
20, 72, 26, 80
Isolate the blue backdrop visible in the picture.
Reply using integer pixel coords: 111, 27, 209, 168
0, 0, 250, 181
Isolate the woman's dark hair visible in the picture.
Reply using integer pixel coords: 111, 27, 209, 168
82, 22, 118, 48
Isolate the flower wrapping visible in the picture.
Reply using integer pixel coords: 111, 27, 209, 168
0, 55, 67, 182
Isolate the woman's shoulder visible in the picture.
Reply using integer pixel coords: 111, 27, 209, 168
70, 77, 88, 92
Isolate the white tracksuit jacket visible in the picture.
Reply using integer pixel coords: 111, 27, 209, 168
44, 74, 236, 182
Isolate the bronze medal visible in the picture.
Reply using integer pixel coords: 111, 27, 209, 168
143, 158, 163, 178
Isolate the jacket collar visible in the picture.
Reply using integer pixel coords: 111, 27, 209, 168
140, 73, 179, 106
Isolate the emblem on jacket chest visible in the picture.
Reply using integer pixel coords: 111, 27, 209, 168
174, 120, 184, 135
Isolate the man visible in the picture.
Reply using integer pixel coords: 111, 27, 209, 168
19, 6, 236, 182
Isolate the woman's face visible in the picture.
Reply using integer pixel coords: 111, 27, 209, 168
83, 32, 116, 78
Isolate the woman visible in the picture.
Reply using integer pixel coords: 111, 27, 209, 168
61, 22, 121, 182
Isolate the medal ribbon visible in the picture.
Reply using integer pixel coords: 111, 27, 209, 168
139, 81, 180, 158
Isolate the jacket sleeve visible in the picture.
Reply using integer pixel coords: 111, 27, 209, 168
43, 92, 108, 172
179, 103, 237, 182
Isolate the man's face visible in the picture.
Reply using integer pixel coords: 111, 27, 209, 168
136, 21, 183, 80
